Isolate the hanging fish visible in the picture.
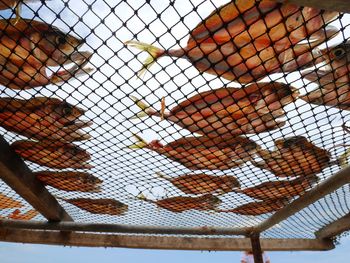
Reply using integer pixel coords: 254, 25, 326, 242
0, 97, 92, 142
0, 19, 93, 89
130, 134, 259, 170
125, 1, 338, 82
35, 171, 102, 192
0, 193, 23, 209
11, 140, 93, 169
216, 199, 288, 216
252, 136, 334, 177
138, 194, 221, 213
131, 82, 299, 137
234, 175, 318, 201
0, 97, 85, 125
7, 209, 39, 220
301, 41, 350, 111
157, 172, 240, 195
60, 197, 128, 216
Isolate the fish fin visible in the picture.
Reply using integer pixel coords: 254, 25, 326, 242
308, 25, 340, 44
128, 133, 148, 149
125, 40, 165, 77
12, 3, 22, 26
51, 65, 94, 84
155, 171, 171, 181
130, 95, 158, 120
337, 148, 350, 168
136, 194, 154, 203
160, 97, 165, 121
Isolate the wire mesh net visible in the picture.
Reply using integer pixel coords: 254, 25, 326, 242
0, 0, 350, 241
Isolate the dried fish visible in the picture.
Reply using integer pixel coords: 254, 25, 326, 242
35, 171, 102, 192
235, 175, 318, 201
11, 140, 93, 169
0, 193, 23, 209
157, 172, 240, 195
126, 1, 337, 82
61, 198, 128, 216
0, 19, 93, 89
0, 97, 92, 142
301, 42, 350, 111
8, 209, 39, 220
139, 194, 221, 213
130, 134, 259, 170
252, 136, 332, 177
217, 199, 288, 216
131, 82, 299, 137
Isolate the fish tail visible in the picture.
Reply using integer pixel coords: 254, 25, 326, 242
330, 145, 350, 168
125, 40, 165, 77
129, 95, 160, 120
128, 133, 148, 149
155, 171, 171, 181
136, 194, 154, 204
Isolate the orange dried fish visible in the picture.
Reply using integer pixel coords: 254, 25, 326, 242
0, 97, 92, 142
130, 134, 259, 170
139, 194, 221, 213
0, 19, 93, 89
217, 199, 288, 216
0, 193, 23, 209
11, 140, 93, 169
8, 209, 39, 220
35, 171, 102, 192
252, 136, 332, 177
157, 172, 240, 195
131, 82, 298, 137
301, 42, 350, 111
126, 1, 337, 82
235, 175, 318, 201
62, 198, 128, 216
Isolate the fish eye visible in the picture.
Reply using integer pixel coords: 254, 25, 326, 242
283, 137, 304, 147
56, 36, 66, 45
244, 142, 257, 151
69, 148, 79, 155
332, 48, 346, 59
62, 107, 73, 116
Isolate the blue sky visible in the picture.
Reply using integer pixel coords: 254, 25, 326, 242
1, 236, 349, 263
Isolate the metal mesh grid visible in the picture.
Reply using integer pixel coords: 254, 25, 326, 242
0, 0, 349, 241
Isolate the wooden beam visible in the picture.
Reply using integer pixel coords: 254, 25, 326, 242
276, 0, 350, 13
315, 212, 350, 239
0, 219, 251, 236
254, 165, 350, 234
0, 228, 335, 251
0, 135, 72, 221
251, 234, 263, 263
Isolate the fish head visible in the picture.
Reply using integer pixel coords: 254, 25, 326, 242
259, 83, 298, 112
319, 42, 350, 67
48, 102, 86, 124
203, 194, 222, 207
222, 176, 240, 190
277, 136, 308, 150
242, 140, 259, 153
61, 144, 91, 162
30, 25, 84, 66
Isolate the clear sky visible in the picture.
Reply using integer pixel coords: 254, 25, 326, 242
1, 236, 349, 263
